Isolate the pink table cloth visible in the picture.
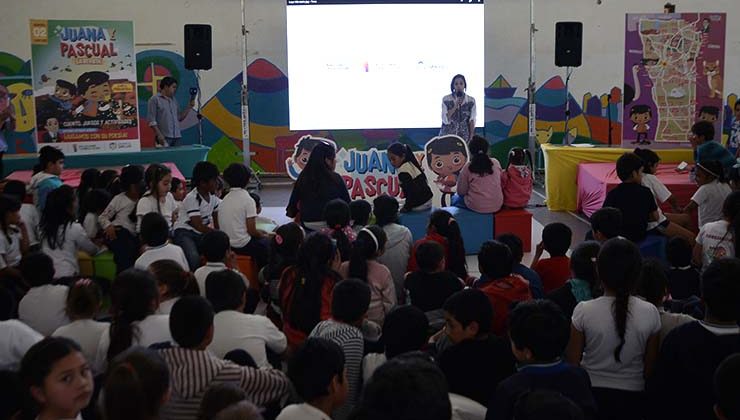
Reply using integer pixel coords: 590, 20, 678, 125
577, 162, 698, 218
6, 162, 185, 188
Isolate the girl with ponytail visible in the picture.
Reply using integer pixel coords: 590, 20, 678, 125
339, 225, 396, 325
279, 232, 341, 351
103, 347, 170, 420
453, 135, 504, 213
694, 190, 740, 269
408, 209, 468, 280
98, 269, 173, 370
320, 198, 355, 261
149, 259, 200, 314
546, 240, 601, 318
387, 142, 433, 212
566, 238, 661, 420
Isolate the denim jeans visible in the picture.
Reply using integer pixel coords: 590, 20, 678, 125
106, 227, 139, 273
173, 228, 203, 271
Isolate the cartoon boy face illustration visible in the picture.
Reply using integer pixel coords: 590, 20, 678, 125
85, 82, 111, 102
45, 117, 59, 134
54, 85, 73, 101
630, 110, 651, 130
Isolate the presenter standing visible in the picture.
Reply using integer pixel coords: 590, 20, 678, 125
440, 74, 476, 141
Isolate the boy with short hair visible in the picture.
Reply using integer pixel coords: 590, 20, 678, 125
474, 240, 532, 336
498, 233, 544, 298
29, 145, 64, 211
665, 237, 700, 300
603, 152, 659, 243
487, 300, 596, 420
277, 337, 348, 420
437, 289, 515, 406
218, 163, 270, 267
531, 223, 572, 293
3, 180, 40, 247
349, 200, 372, 235
651, 258, 740, 419
589, 207, 622, 242
206, 269, 286, 368
17, 252, 68, 336
134, 212, 189, 271
690, 120, 735, 169
159, 296, 290, 419
309, 279, 371, 420
194, 230, 248, 297
404, 241, 463, 313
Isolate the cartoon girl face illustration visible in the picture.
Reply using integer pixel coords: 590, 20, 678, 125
426, 135, 469, 178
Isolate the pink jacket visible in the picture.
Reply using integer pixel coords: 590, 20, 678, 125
501, 165, 533, 208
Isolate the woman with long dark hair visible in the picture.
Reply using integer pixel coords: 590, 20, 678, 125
286, 140, 350, 231
440, 74, 477, 141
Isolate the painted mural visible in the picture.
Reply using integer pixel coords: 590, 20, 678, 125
1, 49, 737, 173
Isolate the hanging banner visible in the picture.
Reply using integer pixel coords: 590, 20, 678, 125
30, 19, 140, 155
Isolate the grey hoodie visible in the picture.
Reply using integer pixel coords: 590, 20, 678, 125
377, 223, 413, 302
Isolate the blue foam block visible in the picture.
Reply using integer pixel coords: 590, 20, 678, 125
398, 206, 494, 255
639, 235, 667, 261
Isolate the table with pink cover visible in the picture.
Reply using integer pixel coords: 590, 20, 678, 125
5, 162, 185, 188
576, 162, 698, 218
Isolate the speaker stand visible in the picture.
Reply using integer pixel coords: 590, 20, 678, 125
563, 66, 573, 146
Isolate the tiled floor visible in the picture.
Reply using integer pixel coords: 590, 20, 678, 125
256, 181, 586, 279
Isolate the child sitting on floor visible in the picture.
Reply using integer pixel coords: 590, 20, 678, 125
18, 252, 68, 335
135, 212, 189, 271
349, 199, 372, 235
3, 180, 40, 248
373, 195, 413, 302
404, 241, 463, 314
665, 237, 700, 299
531, 222, 572, 294
454, 135, 504, 213
408, 209, 468, 281
29, 145, 64, 211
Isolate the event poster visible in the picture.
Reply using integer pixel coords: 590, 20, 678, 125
623, 13, 726, 147
30, 19, 140, 154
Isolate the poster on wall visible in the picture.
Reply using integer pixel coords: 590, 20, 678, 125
623, 13, 726, 147
30, 19, 140, 155
285, 135, 470, 208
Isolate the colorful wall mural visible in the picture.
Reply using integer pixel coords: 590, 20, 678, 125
1, 48, 737, 173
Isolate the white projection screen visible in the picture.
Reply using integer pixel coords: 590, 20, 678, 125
286, 0, 485, 131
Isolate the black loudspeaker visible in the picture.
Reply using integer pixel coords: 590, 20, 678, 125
555, 22, 583, 67
184, 24, 212, 70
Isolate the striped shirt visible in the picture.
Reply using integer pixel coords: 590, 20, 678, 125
173, 189, 221, 233
158, 347, 290, 420
309, 320, 364, 420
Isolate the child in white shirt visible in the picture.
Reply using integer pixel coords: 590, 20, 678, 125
135, 213, 189, 271
81, 188, 111, 241
684, 161, 733, 228
194, 230, 249, 297
39, 186, 99, 278
173, 161, 221, 271
99, 165, 144, 272
3, 180, 40, 248
137, 163, 177, 232
52, 279, 108, 374
149, 259, 200, 315
18, 252, 70, 335
0, 195, 29, 269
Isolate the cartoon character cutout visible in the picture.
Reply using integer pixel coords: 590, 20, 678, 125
698, 106, 720, 123
42, 117, 59, 143
630, 105, 652, 145
703, 60, 723, 99
424, 135, 469, 207
50, 79, 76, 113
285, 135, 337, 180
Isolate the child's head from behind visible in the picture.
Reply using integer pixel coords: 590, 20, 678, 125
666, 237, 693, 268
0, 194, 21, 230
149, 259, 199, 299
270, 222, 304, 263
590, 207, 622, 242
637, 258, 669, 307
691, 120, 715, 144
478, 240, 514, 280
192, 161, 220, 193
297, 232, 336, 274
144, 163, 172, 198
288, 337, 347, 408
104, 348, 170, 420
633, 147, 660, 174
442, 289, 492, 344
206, 270, 246, 313
570, 241, 601, 292
20, 251, 55, 287
38, 146, 65, 175
416, 241, 445, 273
382, 305, 429, 358
222, 163, 251, 190
542, 222, 572, 257
428, 209, 467, 277
509, 300, 569, 363
324, 198, 350, 229
349, 200, 372, 227
170, 295, 214, 349
20, 337, 92, 418
373, 194, 400, 226
141, 212, 170, 247
3, 180, 26, 202
82, 188, 112, 215
714, 353, 740, 420
200, 230, 231, 263
331, 278, 371, 326
119, 165, 145, 197
497, 234, 525, 264
66, 279, 101, 320
615, 152, 644, 183
197, 383, 246, 420
352, 354, 451, 420
507, 147, 531, 168
696, 160, 724, 186
701, 258, 740, 323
